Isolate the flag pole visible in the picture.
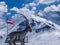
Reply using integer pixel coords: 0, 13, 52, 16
7, 18, 8, 37
6, 18, 14, 36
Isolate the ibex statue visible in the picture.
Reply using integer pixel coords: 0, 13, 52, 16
5, 14, 32, 45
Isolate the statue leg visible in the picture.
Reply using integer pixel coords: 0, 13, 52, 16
9, 42, 12, 45
21, 43, 25, 45
21, 39, 25, 45
13, 41, 16, 45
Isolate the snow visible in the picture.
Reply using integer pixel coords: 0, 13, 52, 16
0, 30, 60, 45
26, 30, 60, 45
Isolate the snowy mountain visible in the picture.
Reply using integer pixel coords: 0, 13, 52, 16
0, 11, 60, 45
41, 11, 60, 25
34, 11, 60, 33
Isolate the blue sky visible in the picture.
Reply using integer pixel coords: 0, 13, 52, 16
0, 0, 59, 9
0, 0, 60, 27
0, 0, 33, 8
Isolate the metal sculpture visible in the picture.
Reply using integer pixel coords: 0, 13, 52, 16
5, 14, 32, 45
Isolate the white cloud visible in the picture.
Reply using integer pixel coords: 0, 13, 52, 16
32, 7, 36, 10
0, 1, 8, 17
0, 2, 8, 12
58, 4, 60, 10
44, 4, 60, 12
0, 18, 6, 29
6, 12, 11, 15
24, 2, 37, 11
38, 0, 56, 4
29, 2, 36, 6
0, 1, 5, 5
34, 0, 57, 5
38, 11, 44, 16
10, 7, 19, 13
25, 4, 29, 8
12, 14, 21, 21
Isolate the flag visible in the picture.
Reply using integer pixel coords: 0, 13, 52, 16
7, 19, 14, 25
